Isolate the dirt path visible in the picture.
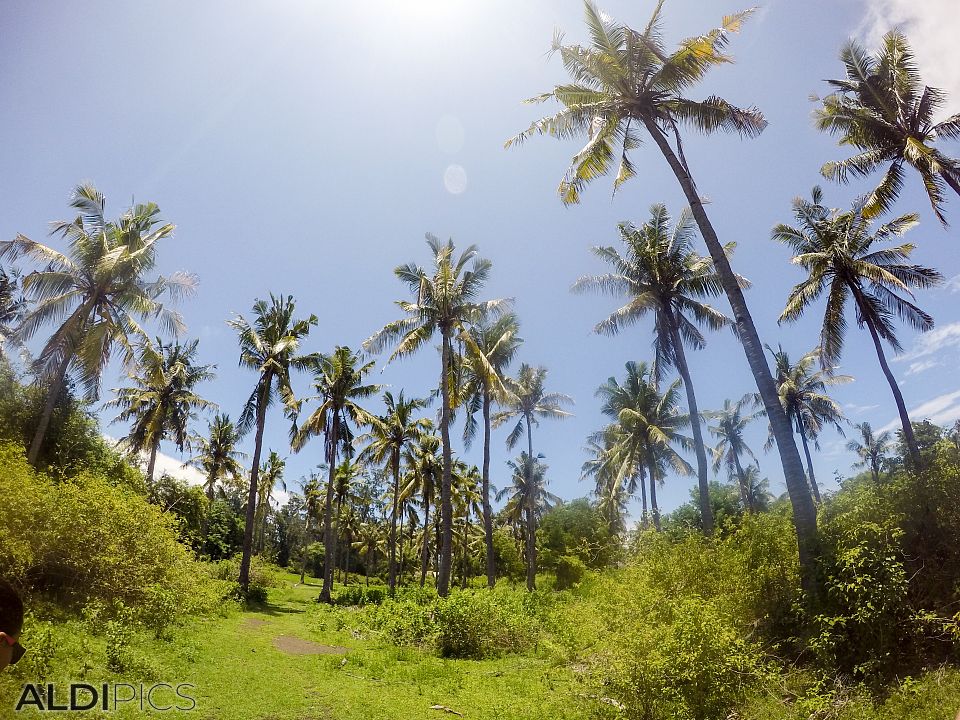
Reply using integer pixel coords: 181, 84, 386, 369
271, 634, 348, 655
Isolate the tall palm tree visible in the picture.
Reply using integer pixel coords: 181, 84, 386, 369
847, 421, 893, 485
363, 235, 509, 596
107, 338, 216, 484
507, 3, 822, 583
704, 395, 764, 512
452, 461, 483, 588
596, 361, 692, 531
580, 431, 631, 535
333, 459, 363, 584
400, 432, 442, 587
459, 312, 522, 587
0, 184, 196, 464
494, 363, 572, 586
573, 205, 743, 534
358, 391, 431, 594
229, 294, 317, 591
774, 187, 943, 466
497, 452, 559, 589
255, 451, 286, 553
187, 413, 246, 543
291, 346, 379, 603
766, 345, 850, 503
815, 31, 960, 224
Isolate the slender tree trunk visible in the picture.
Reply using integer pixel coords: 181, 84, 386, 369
641, 117, 819, 593
202, 478, 215, 546
461, 512, 470, 589
733, 453, 754, 513
666, 309, 713, 534
398, 504, 406, 585
420, 499, 431, 588
638, 468, 649, 529
146, 441, 160, 486
646, 454, 661, 532
437, 328, 454, 596
366, 546, 371, 586
797, 424, 822, 504
388, 449, 400, 595
335, 498, 344, 584
239, 380, 270, 591
300, 514, 312, 585
28, 349, 73, 465
344, 526, 351, 586
319, 414, 339, 603
862, 313, 920, 466
481, 391, 496, 588
525, 417, 537, 592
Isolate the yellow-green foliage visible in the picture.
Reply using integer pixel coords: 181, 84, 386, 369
0, 442, 229, 633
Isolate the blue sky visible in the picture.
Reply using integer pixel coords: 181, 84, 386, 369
1, 0, 958, 516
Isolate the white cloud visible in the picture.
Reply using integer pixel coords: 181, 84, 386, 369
843, 402, 880, 414
860, 0, 960, 99
879, 389, 960, 432
946, 274, 960, 293
905, 358, 940, 376
894, 321, 960, 363
152, 451, 208, 486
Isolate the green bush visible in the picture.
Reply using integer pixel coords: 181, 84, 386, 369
334, 585, 386, 606
554, 555, 586, 590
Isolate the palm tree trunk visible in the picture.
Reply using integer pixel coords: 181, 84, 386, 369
482, 391, 496, 588
335, 498, 343, 584
637, 469, 649, 529
461, 513, 470, 589
437, 327, 454, 597
420, 499, 431, 587
797, 424, 822, 503
398, 504, 406, 584
28, 349, 73, 465
239, 380, 270, 592
388, 449, 400, 595
862, 313, 920, 466
319, 414, 339, 604
146, 440, 160, 485
344, 526, 351, 586
732, 453, 754, 513
641, 117, 819, 593
525, 416, 537, 592
300, 514, 312, 585
202, 478, 215, 548
666, 308, 713, 534
646, 454, 661, 532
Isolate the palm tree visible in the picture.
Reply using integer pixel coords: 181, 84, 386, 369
333, 459, 363, 584
229, 294, 317, 591
400, 432, 442, 587
497, 452, 559, 589
255, 451, 286, 553
774, 187, 943, 466
847, 421, 893, 485
741, 463, 773, 512
107, 338, 216, 484
459, 312, 522, 587
580, 432, 631, 535
767, 345, 850, 503
291, 346, 379, 603
452, 461, 482, 588
508, 3, 822, 584
596, 361, 692, 531
0, 267, 25, 357
187, 413, 246, 543
494, 363, 571, 587
815, 31, 960, 224
353, 522, 385, 586
0, 184, 196, 464
358, 391, 431, 594
298, 472, 323, 585
704, 395, 764, 512
573, 205, 743, 534
363, 235, 509, 596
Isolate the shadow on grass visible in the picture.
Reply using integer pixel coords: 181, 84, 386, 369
247, 601, 309, 616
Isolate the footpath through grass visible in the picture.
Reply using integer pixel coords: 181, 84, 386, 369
0, 573, 584, 720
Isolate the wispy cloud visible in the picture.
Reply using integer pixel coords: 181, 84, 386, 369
894, 321, 960, 364
843, 402, 880, 415
879, 389, 960, 432
946, 274, 960, 293
905, 358, 941, 376
860, 0, 960, 99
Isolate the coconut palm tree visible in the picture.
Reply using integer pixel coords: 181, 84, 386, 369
229, 294, 317, 591
0, 267, 25, 357
187, 413, 246, 543
508, 3, 822, 581
290, 346, 379, 603
0, 184, 196, 464
363, 235, 509, 596
400, 432, 442, 587
815, 31, 960, 224
580, 431, 632, 535
255, 451, 286, 553
452, 461, 483, 588
333, 459, 363, 584
458, 312, 522, 587
358, 391, 431, 594
847, 421, 893, 485
573, 205, 744, 534
741, 463, 773, 512
774, 187, 943, 466
107, 338, 216, 484
766, 345, 850, 503
353, 522, 385, 586
497, 452, 559, 589
297, 472, 323, 585
704, 395, 764, 512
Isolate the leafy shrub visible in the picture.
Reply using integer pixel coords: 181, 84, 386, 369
208, 556, 283, 605
334, 585, 385, 606
554, 555, 586, 590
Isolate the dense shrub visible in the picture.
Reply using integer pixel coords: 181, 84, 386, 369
554, 555, 586, 590
334, 585, 386, 606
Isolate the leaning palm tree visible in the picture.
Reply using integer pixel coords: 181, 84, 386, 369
107, 338, 216, 484
573, 205, 744, 534
704, 395, 764, 512
187, 413, 246, 543
229, 294, 317, 591
774, 187, 943, 466
363, 235, 510, 596
458, 312, 522, 587
847, 421, 893, 485
290, 346, 379, 603
508, 3, 822, 583
255, 451, 286, 553
358, 391, 431, 594
0, 184, 196, 464
815, 31, 960, 224
766, 345, 850, 503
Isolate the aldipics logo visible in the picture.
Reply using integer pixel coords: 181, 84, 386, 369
14, 683, 196, 712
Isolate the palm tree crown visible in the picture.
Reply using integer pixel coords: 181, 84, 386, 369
704, 394, 763, 512
846, 421, 893, 485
